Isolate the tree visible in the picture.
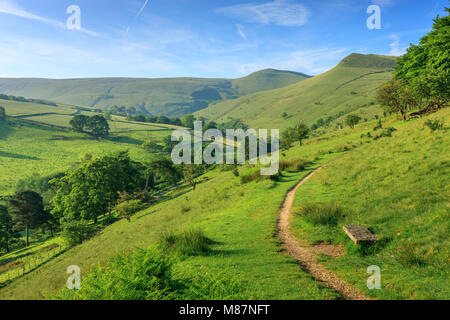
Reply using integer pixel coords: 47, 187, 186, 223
9, 191, 46, 247
293, 122, 309, 146
394, 7, 449, 113
376, 79, 417, 121
395, 8, 449, 82
0, 205, 20, 254
0, 106, 5, 120
182, 165, 204, 190
281, 127, 295, 150
181, 114, 195, 129
51, 152, 142, 224
61, 220, 95, 247
346, 114, 362, 129
116, 200, 144, 223
86, 115, 110, 138
144, 159, 180, 192
70, 115, 89, 133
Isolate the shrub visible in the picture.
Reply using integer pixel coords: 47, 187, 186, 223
116, 200, 144, 222
61, 220, 95, 247
373, 119, 383, 131
240, 170, 262, 184
57, 248, 180, 300
159, 229, 212, 256
279, 159, 311, 172
424, 119, 444, 132
296, 202, 343, 226
380, 127, 397, 137
56, 247, 247, 300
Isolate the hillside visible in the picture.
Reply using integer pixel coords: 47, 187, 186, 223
0, 70, 309, 117
196, 53, 397, 130
0, 108, 447, 300
0, 115, 177, 195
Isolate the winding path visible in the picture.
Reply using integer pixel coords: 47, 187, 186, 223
278, 168, 370, 300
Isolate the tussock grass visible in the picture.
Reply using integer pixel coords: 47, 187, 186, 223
159, 229, 212, 256
279, 158, 311, 172
296, 202, 343, 226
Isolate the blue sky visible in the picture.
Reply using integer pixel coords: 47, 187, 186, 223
0, 0, 447, 79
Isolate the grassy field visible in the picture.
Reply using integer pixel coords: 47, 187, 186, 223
197, 54, 396, 130
0, 69, 308, 117
0, 118, 171, 195
290, 108, 449, 299
0, 99, 447, 300
0, 109, 402, 300
0, 99, 78, 117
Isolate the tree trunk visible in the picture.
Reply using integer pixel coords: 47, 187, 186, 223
25, 224, 29, 247
108, 200, 112, 217
401, 111, 406, 121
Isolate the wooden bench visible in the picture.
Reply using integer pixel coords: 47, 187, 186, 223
343, 225, 377, 244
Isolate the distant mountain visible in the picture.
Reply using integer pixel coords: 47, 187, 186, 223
0, 69, 309, 117
196, 53, 397, 130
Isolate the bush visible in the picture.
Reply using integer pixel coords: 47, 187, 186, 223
424, 119, 444, 132
240, 170, 263, 184
159, 229, 212, 256
61, 220, 95, 247
279, 159, 311, 172
380, 127, 397, 137
296, 202, 343, 226
116, 200, 144, 222
57, 248, 180, 300
56, 247, 247, 300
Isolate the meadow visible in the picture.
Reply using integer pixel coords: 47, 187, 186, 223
290, 108, 450, 299
0, 117, 175, 195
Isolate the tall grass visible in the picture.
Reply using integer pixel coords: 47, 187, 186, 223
279, 158, 311, 172
159, 229, 212, 256
296, 202, 343, 226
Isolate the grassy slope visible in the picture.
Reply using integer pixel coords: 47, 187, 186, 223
0, 118, 170, 194
0, 70, 308, 117
0, 107, 447, 300
0, 165, 341, 300
0, 110, 402, 300
0, 99, 77, 117
197, 54, 397, 130
290, 108, 450, 299
0, 120, 374, 300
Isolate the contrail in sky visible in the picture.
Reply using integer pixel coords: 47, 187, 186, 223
126, 0, 150, 34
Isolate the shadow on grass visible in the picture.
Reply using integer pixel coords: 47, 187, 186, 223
108, 135, 144, 145
0, 151, 41, 160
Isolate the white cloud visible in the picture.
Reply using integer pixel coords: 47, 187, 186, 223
388, 34, 406, 56
216, 0, 309, 27
0, 0, 101, 37
237, 24, 247, 40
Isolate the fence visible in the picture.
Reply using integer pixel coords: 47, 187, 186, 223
0, 244, 68, 286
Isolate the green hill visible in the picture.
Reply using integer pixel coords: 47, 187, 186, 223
0, 108, 447, 299
0, 69, 309, 117
196, 53, 397, 130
